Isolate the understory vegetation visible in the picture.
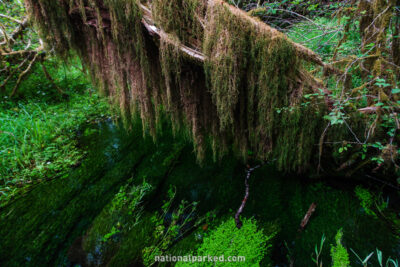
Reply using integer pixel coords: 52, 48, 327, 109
0, 59, 112, 205
0, 0, 399, 267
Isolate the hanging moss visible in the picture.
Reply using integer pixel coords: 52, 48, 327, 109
25, 0, 328, 172
152, 0, 206, 47
203, 1, 320, 169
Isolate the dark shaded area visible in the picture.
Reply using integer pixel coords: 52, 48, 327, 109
0, 120, 398, 266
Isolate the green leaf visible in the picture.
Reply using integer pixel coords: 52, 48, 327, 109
391, 88, 400, 94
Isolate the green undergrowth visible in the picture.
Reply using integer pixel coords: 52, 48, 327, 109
0, 119, 151, 266
81, 136, 186, 266
0, 89, 112, 206
287, 17, 343, 59
175, 217, 278, 267
82, 179, 152, 265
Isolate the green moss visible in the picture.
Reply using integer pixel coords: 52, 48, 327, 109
152, 0, 206, 47
106, 213, 155, 266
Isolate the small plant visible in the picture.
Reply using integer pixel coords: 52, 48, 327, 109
102, 180, 152, 242
377, 249, 399, 267
184, 218, 278, 266
312, 231, 400, 267
312, 234, 326, 267
350, 248, 399, 267
350, 249, 375, 267
355, 186, 389, 219
142, 186, 203, 266
331, 229, 350, 267
355, 186, 377, 217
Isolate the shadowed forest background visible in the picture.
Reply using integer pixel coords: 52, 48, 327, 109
0, 0, 400, 266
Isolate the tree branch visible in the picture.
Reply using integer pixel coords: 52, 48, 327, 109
10, 51, 39, 97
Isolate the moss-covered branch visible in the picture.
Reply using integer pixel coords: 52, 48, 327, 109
22, 0, 398, 174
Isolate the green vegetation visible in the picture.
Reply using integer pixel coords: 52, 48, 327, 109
330, 229, 350, 267
23, 0, 400, 176
355, 186, 378, 217
0, 1, 399, 267
0, 61, 112, 205
312, 231, 399, 267
21, 0, 343, 173
82, 180, 152, 264
143, 187, 203, 266
188, 218, 277, 266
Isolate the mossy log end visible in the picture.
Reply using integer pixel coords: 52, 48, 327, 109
23, 0, 352, 173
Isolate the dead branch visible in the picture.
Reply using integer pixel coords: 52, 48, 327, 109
140, 3, 204, 62
0, 17, 29, 47
299, 202, 317, 231
235, 165, 260, 229
10, 51, 39, 97
0, 55, 30, 91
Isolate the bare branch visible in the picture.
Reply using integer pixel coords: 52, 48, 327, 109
10, 51, 39, 97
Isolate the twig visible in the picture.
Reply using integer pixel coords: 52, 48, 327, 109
10, 51, 39, 97
0, 56, 29, 90
234, 164, 260, 229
